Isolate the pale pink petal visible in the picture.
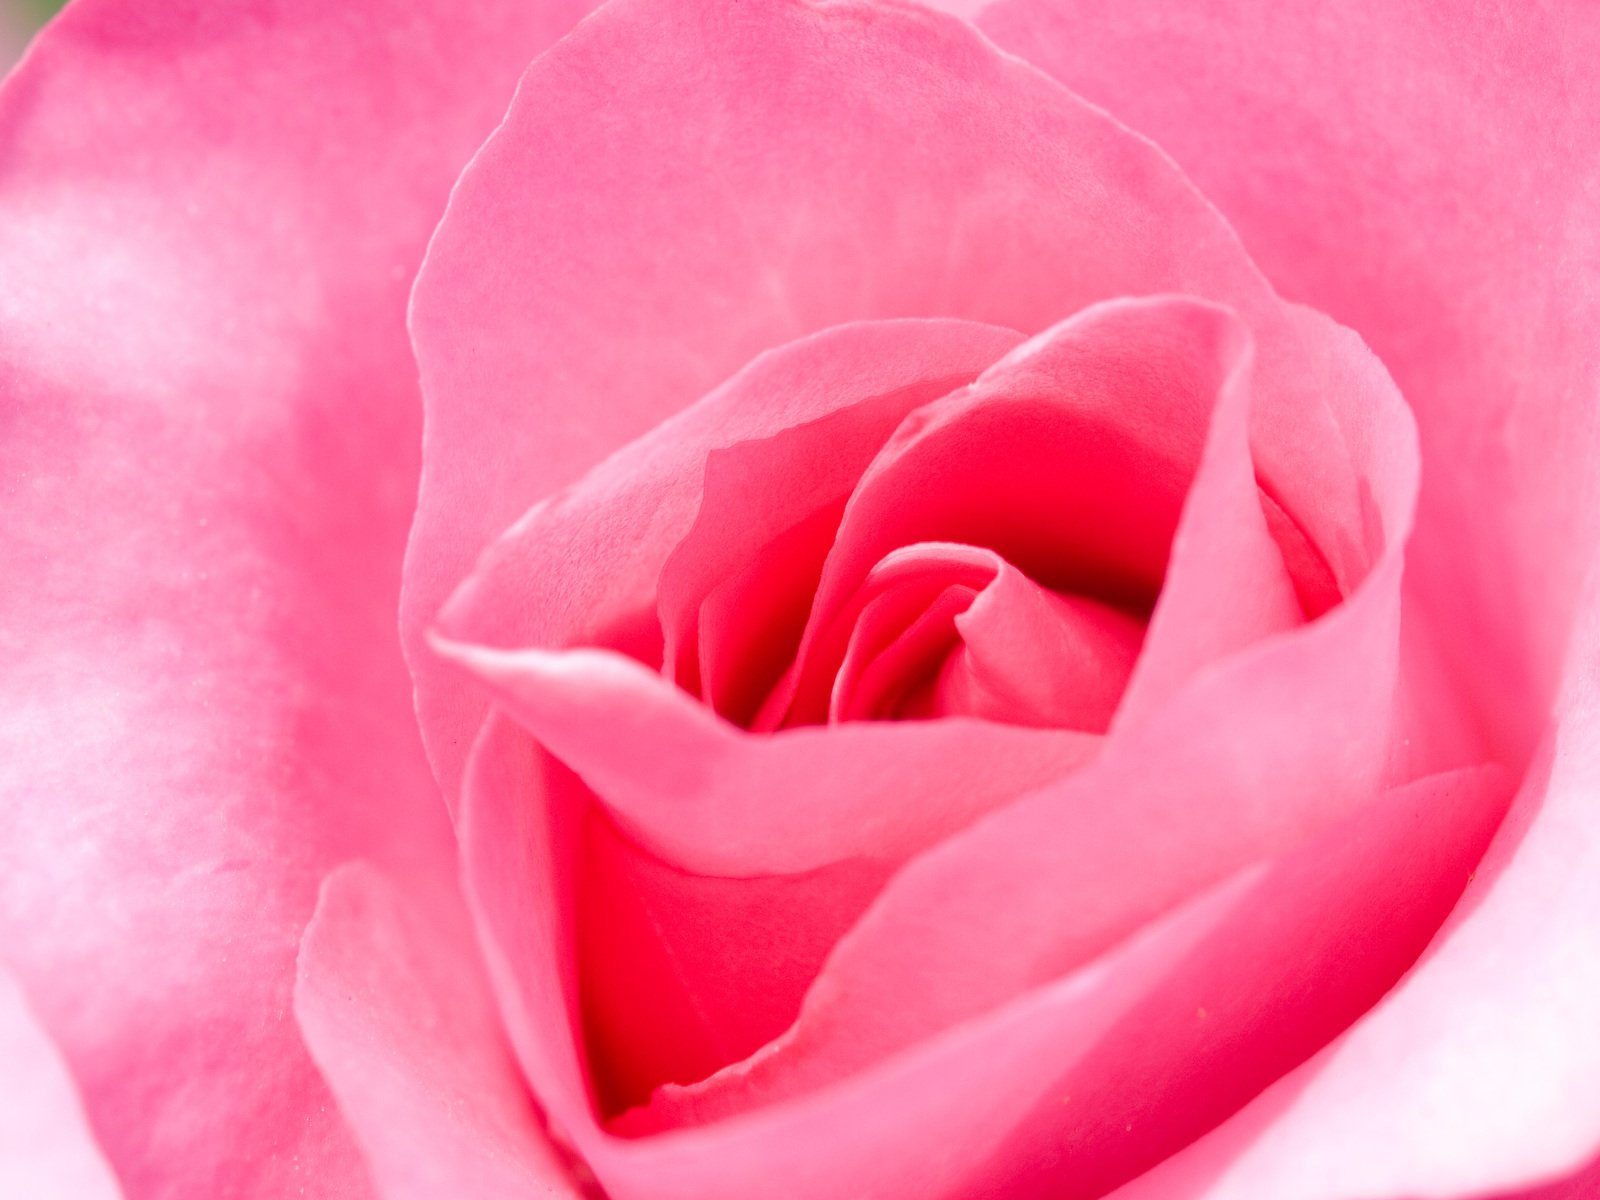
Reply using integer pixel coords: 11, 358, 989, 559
1105, 575, 1600, 1200
404, 0, 1395, 803
295, 863, 583, 1200
0, 966, 122, 1200
0, 0, 590, 1191
1486, 1151, 1600, 1200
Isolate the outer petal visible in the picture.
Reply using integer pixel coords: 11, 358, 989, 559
0, 0, 590, 1193
295, 863, 583, 1200
0, 965, 122, 1200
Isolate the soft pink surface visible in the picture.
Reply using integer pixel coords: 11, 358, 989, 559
970, 0, 1600, 1192
447, 703, 1506, 1199
0, 0, 590, 1193
296, 863, 583, 1200
0, 967, 122, 1200
404, 0, 1396, 804
9, 0, 1591, 1194
396, 0, 1529, 1194
1106, 573, 1600, 1200
977, 0, 1600, 761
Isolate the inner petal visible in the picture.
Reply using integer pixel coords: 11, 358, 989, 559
933, 564, 1146, 730
787, 541, 1147, 731
832, 581, 978, 723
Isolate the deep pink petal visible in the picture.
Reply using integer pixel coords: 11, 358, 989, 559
404, 0, 1396, 802
0, 0, 590, 1191
454, 691, 1506, 1200
295, 863, 582, 1200
602, 764, 1504, 1199
433, 318, 1021, 741
933, 566, 1144, 730
0, 967, 122, 1200
773, 297, 1310, 730
575, 809, 890, 1114
764, 541, 1143, 731
624, 375, 1420, 1117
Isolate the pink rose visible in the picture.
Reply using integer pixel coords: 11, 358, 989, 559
3, 1, 1596, 1197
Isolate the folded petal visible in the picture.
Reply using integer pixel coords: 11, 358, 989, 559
454, 649, 1505, 1200
768, 297, 1310, 731
434, 315, 1023, 723
1107, 572, 1600, 1200
575, 807, 891, 1113
978, 0, 1600, 761
601, 764, 1505, 1199
295, 863, 583, 1200
977, 3, 1600, 1190
627, 374, 1418, 1116
434, 639, 1096, 877
930, 563, 1144, 729
0, 0, 591, 1191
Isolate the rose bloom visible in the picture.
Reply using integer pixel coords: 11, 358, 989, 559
3, 0, 1598, 1197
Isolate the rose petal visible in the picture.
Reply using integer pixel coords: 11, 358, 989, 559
1484, 1152, 1600, 1200
457, 702, 1506, 1200
770, 297, 1304, 730
976, 2, 1600, 1190
930, 563, 1145, 729
650, 322, 1027, 715
1105, 571, 1600, 1200
454, 714, 594, 1152
433, 638, 1097, 877
626, 367, 1418, 1116
433, 317, 1022, 726
0, 966, 122, 1200
812, 545, 1144, 730
295, 862, 582, 1200
574, 808, 891, 1114
977, 0, 1600, 768
405, 0, 1395, 805
0, 0, 591, 1190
